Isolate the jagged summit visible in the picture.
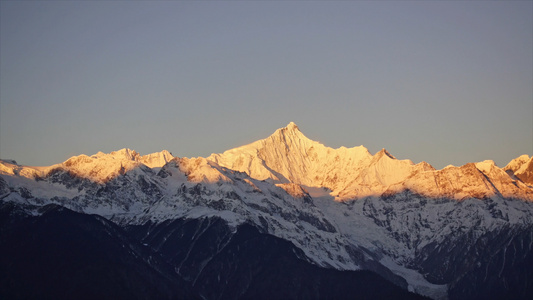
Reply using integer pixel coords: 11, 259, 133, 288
207, 123, 430, 198
285, 121, 299, 131
0, 149, 174, 183
140, 150, 174, 168
375, 148, 396, 160
62, 149, 174, 182
104, 148, 140, 160
208, 123, 373, 190
2, 122, 531, 201
505, 155, 533, 185
2, 123, 533, 300
268, 122, 312, 147
207, 123, 532, 201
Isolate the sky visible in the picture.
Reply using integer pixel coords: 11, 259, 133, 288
1, 1, 532, 169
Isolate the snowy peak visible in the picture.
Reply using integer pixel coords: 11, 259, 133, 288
266, 121, 314, 153
475, 160, 497, 174
160, 156, 232, 184
140, 150, 174, 168
208, 123, 376, 192
0, 148, 174, 183
286, 121, 300, 131
59, 149, 143, 183
0, 149, 175, 183
0, 159, 40, 178
2, 125, 533, 300
88, 148, 141, 162
505, 154, 530, 173
209, 122, 430, 198
375, 148, 396, 160
208, 123, 424, 198
385, 160, 533, 201
108, 148, 140, 160
2, 123, 531, 202
505, 155, 533, 185
269, 121, 302, 137
61, 149, 174, 182
517, 158, 533, 185
207, 123, 533, 201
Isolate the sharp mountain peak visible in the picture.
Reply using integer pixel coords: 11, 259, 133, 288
285, 121, 300, 131
2, 124, 533, 300
2, 122, 532, 197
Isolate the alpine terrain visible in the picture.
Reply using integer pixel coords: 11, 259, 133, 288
1, 122, 532, 299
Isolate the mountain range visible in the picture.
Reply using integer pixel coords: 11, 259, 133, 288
1, 122, 532, 299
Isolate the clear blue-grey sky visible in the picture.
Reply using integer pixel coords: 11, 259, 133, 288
1, 1, 532, 169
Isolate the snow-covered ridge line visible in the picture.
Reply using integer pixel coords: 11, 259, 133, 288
208, 122, 533, 201
1, 122, 532, 200
1, 122, 533, 300
0, 149, 174, 183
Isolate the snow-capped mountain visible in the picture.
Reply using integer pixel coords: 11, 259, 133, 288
1, 122, 532, 300
505, 154, 533, 185
208, 122, 533, 201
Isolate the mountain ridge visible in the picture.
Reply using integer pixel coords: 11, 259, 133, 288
1, 122, 533, 299
208, 122, 532, 201
1, 122, 532, 200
